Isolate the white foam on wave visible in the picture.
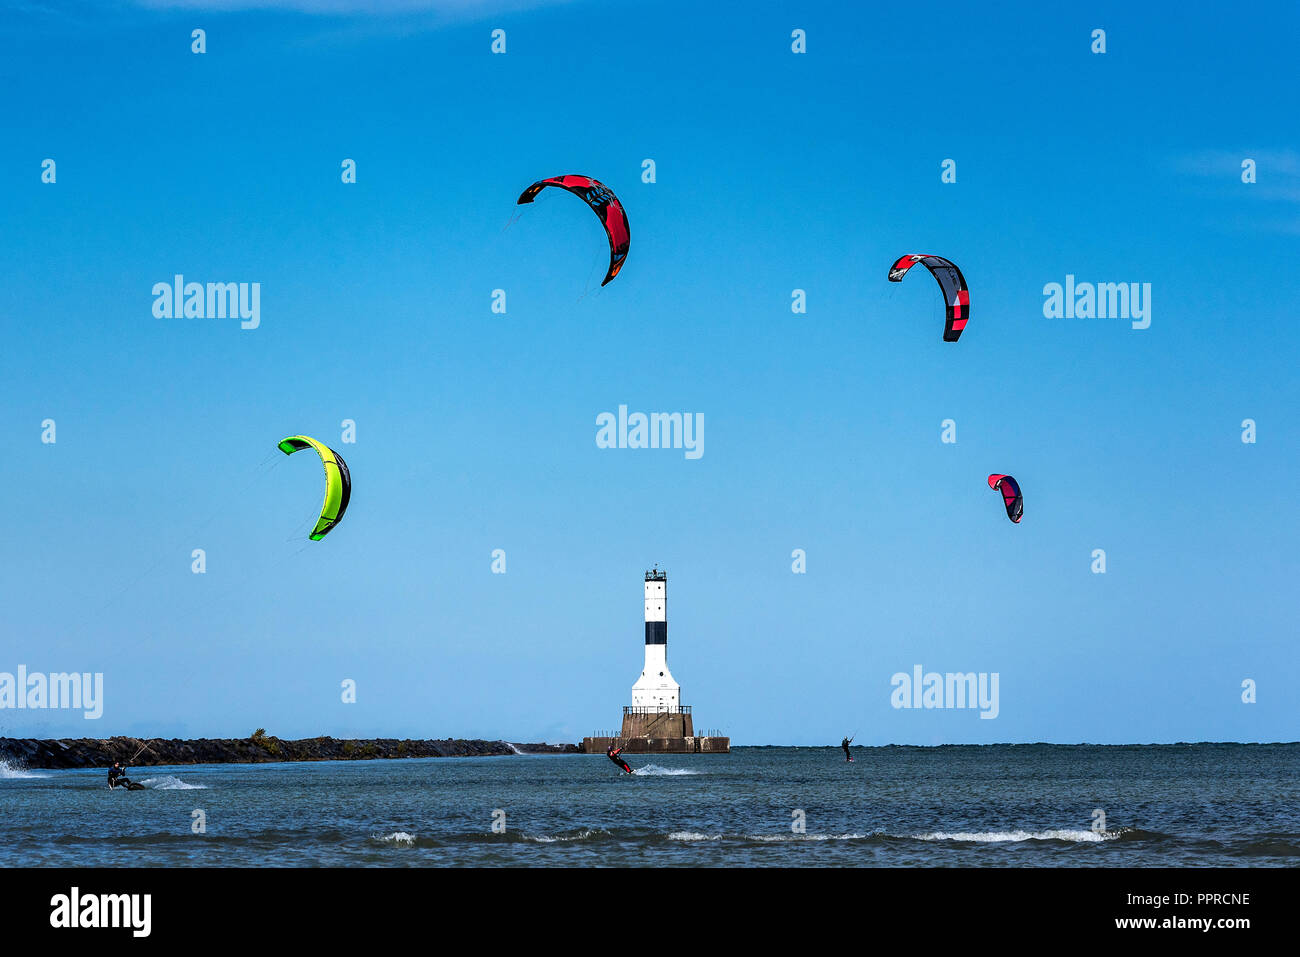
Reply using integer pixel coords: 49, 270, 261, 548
137, 775, 207, 790
669, 831, 870, 843
749, 833, 871, 842
914, 829, 1116, 843
0, 758, 49, 779
632, 764, 699, 776
376, 831, 416, 846
524, 828, 607, 843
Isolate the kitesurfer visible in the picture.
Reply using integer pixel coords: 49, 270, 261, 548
841, 736, 854, 762
108, 761, 133, 789
606, 744, 633, 774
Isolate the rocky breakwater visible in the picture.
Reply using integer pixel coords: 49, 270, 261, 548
0, 734, 578, 769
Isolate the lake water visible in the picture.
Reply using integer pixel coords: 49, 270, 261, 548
2, 744, 1296, 867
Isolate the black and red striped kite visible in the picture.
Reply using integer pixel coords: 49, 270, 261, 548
888, 254, 970, 342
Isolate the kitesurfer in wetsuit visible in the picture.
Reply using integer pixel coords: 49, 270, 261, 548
606, 744, 633, 774
108, 761, 132, 789
841, 736, 854, 762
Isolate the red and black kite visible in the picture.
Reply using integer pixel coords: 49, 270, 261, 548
987, 474, 1023, 523
517, 175, 630, 286
888, 254, 970, 341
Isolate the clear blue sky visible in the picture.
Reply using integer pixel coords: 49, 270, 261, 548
2, 1, 1296, 745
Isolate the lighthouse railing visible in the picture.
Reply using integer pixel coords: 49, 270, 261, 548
623, 705, 691, 716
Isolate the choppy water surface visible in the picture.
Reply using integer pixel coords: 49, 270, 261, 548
2, 744, 1296, 866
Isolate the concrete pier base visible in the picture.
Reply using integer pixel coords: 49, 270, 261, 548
621, 709, 693, 739
583, 707, 728, 753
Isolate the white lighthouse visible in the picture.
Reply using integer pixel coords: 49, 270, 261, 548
581, 567, 729, 753
631, 567, 680, 711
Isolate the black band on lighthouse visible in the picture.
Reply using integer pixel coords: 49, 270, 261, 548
644, 621, 666, 645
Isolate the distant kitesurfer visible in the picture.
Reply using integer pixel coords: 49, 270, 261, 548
606, 744, 633, 774
841, 736, 854, 762
108, 761, 133, 789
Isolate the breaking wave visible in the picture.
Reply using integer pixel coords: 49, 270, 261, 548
749, 832, 873, 842
669, 831, 873, 843
522, 828, 609, 843
912, 829, 1120, 843
370, 827, 611, 848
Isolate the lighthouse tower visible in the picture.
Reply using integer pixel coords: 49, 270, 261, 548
631, 567, 679, 711
580, 567, 729, 753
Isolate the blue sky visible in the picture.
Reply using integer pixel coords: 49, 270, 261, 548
1, 1, 1296, 745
